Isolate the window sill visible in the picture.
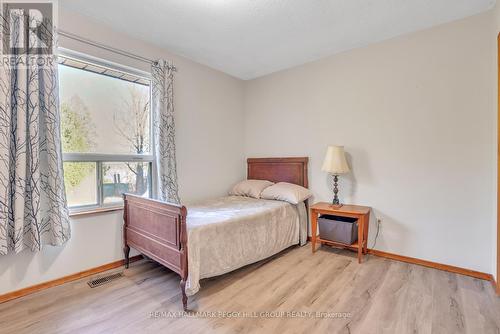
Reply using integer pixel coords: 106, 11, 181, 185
69, 206, 124, 218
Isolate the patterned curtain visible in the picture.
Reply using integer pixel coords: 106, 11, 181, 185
151, 60, 180, 204
0, 12, 71, 255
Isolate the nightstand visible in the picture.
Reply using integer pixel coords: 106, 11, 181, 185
310, 202, 371, 263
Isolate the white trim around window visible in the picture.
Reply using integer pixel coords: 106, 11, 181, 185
63, 153, 154, 163
58, 47, 151, 82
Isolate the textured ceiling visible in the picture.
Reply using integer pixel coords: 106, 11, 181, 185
60, 0, 495, 80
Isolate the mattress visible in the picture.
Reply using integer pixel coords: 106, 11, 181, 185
185, 195, 307, 296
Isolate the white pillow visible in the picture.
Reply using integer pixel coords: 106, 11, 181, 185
229, 179, 274, 199
260, 182, 312, 204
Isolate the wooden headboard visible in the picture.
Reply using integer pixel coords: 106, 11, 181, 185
247, 157, 309, 188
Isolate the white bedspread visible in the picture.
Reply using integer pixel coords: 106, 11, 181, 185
185, 196, 307, 296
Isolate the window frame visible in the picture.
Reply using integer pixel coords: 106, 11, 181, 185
59, 49, 156, 214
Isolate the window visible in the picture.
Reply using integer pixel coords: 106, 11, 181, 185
59, 51, 153, 212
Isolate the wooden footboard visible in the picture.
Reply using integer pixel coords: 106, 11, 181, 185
123, 194, 188, 310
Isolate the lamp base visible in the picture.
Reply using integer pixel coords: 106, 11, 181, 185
330, 203, 343, 209
332, 174, 341, 207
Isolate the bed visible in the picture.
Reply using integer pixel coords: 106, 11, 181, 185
122, 157, 309, 311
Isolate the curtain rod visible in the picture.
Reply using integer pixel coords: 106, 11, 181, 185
58, 30, 177, 71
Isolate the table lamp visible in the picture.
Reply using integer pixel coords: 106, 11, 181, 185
321, 145, 350, 207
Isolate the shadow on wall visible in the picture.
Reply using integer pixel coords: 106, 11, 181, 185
344, 152, 357, 199
0, 241, 67, 289
345, 148, 377, 195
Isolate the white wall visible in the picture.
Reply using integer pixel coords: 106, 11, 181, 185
244, 11, 496, 274
0, 8, 245, 295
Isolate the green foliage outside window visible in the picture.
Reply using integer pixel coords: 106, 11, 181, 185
61, 96, 96, 189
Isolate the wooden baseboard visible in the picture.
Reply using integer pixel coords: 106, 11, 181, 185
0, 255, 142, 304
308, 237, 492, 282
367, 249, 492, 281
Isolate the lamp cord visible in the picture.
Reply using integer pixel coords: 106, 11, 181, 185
370, 219, 380, 250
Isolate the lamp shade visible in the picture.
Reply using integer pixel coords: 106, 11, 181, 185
321, 145, 350, 174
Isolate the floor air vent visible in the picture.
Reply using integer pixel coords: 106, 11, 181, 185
87, 272, 123, 288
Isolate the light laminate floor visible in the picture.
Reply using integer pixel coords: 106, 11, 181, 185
1, 245, 499, 334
